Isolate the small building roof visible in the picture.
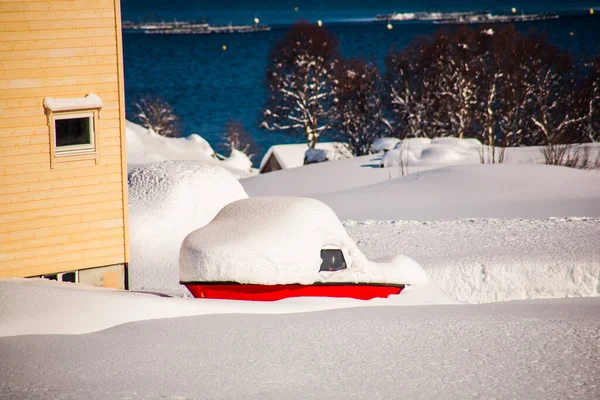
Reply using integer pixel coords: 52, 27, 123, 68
259, 142, 352, 173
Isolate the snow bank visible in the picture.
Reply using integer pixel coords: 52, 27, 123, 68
317, 164, 600, 221
128, 161, 248, 295
345, 217, 600, 304
126, 121, 257, 178
180, 197, 428, 286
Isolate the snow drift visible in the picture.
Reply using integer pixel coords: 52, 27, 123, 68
0, 278, 453, 337
180, 197, 428, 286
316, 164, 600, 221
380, 137, 481, 168
126, 121, 257, 178
128, 161, 248, 295
345, 218, 600, 304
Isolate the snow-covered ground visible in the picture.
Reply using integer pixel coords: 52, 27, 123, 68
1, 290, 599, 399
2, 130, 599, 399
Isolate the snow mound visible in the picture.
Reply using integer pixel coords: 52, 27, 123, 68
431, 137, 482, 148
395, 137, 432, 147
419, 145, 468, 162
220, 148, 254, 172
381, 137, 480, 168
126, 121, 257, 178
372, 137, 400, 153
129, 160, 248, 295
180, 197, 428, 286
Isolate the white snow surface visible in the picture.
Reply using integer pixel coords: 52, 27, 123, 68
180, 196, 428, 285
128, 160, 248, 295
243, 141, 600, 199
0, 278, 451, 337
43, 92, 103, 111
1, 287, 599, 400
316, 164, 600, 221
126, 120, 257, 178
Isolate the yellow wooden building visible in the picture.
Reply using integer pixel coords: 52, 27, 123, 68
0, 0, 129, 288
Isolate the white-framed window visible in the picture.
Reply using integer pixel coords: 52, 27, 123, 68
44, 93, 103, 168
53, 111, 96, 155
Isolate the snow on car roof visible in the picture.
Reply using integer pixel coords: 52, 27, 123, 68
179, 196, 428, 286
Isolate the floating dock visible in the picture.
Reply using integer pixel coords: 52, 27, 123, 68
122, 21, 271, 34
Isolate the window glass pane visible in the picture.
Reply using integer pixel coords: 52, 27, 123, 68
61, 272, 76, 283
55, 117, 91, 147
320, 249, 347, 272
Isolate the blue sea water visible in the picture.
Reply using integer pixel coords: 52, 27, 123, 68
121, 0, 600, 163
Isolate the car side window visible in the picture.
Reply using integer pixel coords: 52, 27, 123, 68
320, 249, 347, 272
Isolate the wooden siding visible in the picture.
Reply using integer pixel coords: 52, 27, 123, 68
0, 0, 129, 278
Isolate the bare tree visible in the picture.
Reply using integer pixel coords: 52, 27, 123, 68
386, 38, 432, 138
435, 27, 481, 139
493, 26, 532, 147
222, 121, 257, 160
331, 59, 391, 156
261, 21, 340, 148
525, 37, 584, 146
133, 95, 181, 137
581, 55, 600, 142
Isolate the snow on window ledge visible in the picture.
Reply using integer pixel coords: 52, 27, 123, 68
43, 93, 103, 112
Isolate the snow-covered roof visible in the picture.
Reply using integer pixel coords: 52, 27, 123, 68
179, 196, 428, 286
259, 142, 352, 172
43, 92, 103, 112
128, 160, 248, 295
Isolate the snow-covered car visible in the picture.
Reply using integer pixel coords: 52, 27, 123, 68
179, 196, 428, 300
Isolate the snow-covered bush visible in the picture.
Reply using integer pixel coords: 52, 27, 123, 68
222, 120, 257, 161
128, 161, 248, 295
540, 143, 600, 169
